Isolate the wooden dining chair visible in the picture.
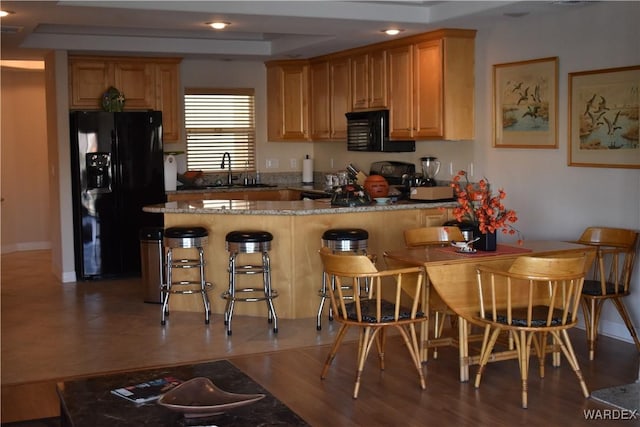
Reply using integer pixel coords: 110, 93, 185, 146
577, 227, 640, 360
318, 248, 427, 398
403, 225, 464, 359
474, 255, 589, 409
403, 225, 465, 248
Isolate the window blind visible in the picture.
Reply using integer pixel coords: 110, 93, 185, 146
184, 88, 256, 172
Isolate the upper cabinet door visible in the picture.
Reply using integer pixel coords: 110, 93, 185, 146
368, 50, 387, 109
155, 62, 181, 142
309, 61, 331, 140
351, 50, 387, 111
309, 57, 350, 141
414, 34, 475, 140
266, 61, 309, 141
387, 45, 413, 139
69, 60, 111, 109
413, 39, 444, 138
329, 57, 351, 140
351, 53, 369, 110
113, 62, 155, 109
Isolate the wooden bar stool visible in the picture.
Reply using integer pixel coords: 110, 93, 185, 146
161, 226, 212, 325
222, 230, 278, 335
316, 228, 369, 330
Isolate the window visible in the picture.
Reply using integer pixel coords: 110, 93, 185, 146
184, 88, 256, 172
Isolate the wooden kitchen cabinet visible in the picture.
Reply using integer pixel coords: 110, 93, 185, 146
351, 50, 387, 111
369, 50, 387, 109
69, 60, 111, 109
387, 45, 413, 139
309, 57, 350, 141
155, 62, 181, 142
350, 53, 368, 110
421, 207, 453, 226
264, 28, 475, 142
413, 32, 475, 140
68, 56, 182, 142
309, 60, 330, 140
266, 60, 309, 141
113, 62, 155, 109
329, 57, 351, 139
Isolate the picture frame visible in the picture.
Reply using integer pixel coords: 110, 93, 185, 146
493, 57, 558, 148
568, 65, 640, 169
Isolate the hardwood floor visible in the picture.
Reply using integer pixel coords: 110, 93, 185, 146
1, 250, 638, 426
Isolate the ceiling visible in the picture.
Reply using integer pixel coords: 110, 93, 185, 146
0, 1, 592, 62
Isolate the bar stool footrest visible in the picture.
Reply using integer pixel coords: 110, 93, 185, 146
229, 265, 265, 275
162, 282, 213, 295
222, 288, 278, 302
170, 259, 206, 269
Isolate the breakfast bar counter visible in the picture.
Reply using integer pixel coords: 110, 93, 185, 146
144, 198, 457, 319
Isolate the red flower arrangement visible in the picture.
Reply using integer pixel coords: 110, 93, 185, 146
450, 170, 522, 244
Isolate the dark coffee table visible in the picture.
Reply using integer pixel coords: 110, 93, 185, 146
57, 359, 309, 426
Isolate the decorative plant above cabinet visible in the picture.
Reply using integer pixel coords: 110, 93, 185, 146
101, 86, 125, 112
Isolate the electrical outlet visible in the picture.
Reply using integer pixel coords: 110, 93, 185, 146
266, 159, 279, 169
290, 158, 297, 169
468, 163, 474, 177
330, 158, 334, 168
449, 162, 454, 176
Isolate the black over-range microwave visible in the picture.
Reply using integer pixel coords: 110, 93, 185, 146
345, 109, 415, 152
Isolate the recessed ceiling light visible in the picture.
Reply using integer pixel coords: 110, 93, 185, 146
382, 29, 404, 36
207, 22, 230, 30
0, 10, 14, 17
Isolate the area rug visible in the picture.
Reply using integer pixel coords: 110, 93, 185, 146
591, 382, 640, 412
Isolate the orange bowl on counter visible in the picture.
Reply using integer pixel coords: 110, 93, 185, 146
364, 174, 390, 198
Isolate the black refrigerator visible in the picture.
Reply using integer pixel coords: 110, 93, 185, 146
70, 111, 165, 280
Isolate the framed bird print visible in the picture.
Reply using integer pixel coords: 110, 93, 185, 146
493, 57, 558, 148
568, 65, 640, 169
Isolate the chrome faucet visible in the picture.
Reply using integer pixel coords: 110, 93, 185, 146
220, 152, 233, 185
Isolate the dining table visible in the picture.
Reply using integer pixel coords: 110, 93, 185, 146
383, 240, 596, 382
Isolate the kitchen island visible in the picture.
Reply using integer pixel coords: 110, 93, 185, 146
144, 198, 457, 319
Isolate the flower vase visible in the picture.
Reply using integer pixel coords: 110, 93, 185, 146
474, 229, 497, 251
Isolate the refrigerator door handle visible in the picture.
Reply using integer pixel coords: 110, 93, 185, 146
110, 129, 121, 187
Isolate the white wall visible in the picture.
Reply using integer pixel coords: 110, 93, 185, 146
472, 1, 640, 341
0, 68, 50, 253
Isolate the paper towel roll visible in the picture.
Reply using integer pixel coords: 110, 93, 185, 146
302, 157, 314, 184
164, 154, 177, 191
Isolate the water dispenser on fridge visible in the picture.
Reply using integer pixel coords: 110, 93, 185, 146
86, 152, 112, 191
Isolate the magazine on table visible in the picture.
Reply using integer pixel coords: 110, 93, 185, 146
110, 376, 184, 404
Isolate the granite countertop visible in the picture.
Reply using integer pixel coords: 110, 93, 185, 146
144, 198, 457, 216
168, 183, 332, 194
